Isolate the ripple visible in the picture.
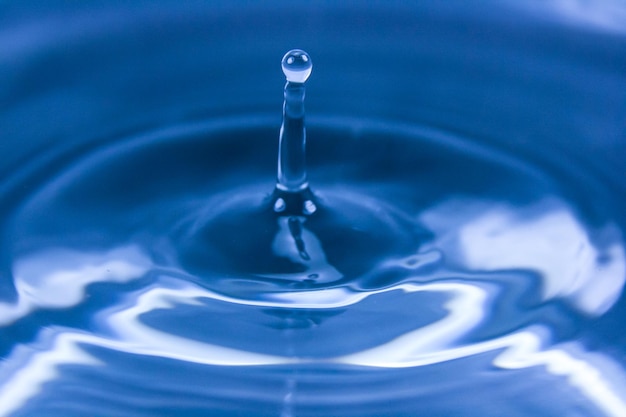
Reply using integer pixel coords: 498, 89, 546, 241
1, 118, 625, 417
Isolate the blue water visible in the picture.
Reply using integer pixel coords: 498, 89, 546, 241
1, 2, 626, 416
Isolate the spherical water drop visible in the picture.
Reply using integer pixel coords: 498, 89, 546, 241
281, 49, 312, 83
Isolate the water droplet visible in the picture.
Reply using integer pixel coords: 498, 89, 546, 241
281, 49, 312, 83
275, 49, 318, 215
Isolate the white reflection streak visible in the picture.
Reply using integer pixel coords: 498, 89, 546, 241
1, 278, 626, 416
459, 207, 626, 315
523, 0, 626, 33
106, 284, 293, 366
106, 281, 485, 367
0, 246, 150, 326
421, 198, 626, 316
494, 336, 626, 417
340, 328, 626, 417
0, 326, 292, 417
0, 331, 101, 417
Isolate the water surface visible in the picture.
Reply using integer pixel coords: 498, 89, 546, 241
1, 2, 626, 416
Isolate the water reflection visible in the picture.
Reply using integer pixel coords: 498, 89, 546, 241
0, 246, 150, 326
1, 194, 626, 416
511, 0, 626, 33
420, 198, 626, 315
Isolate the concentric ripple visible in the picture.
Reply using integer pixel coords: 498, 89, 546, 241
0, 117, 625, 416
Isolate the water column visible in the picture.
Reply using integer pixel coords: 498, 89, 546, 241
274, 50, 317, 216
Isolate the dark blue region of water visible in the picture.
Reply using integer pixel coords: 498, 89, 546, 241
0, 0, 625, 190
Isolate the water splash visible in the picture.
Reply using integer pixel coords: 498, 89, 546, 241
274, 49, 316, 216
1, 45, 626, 416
